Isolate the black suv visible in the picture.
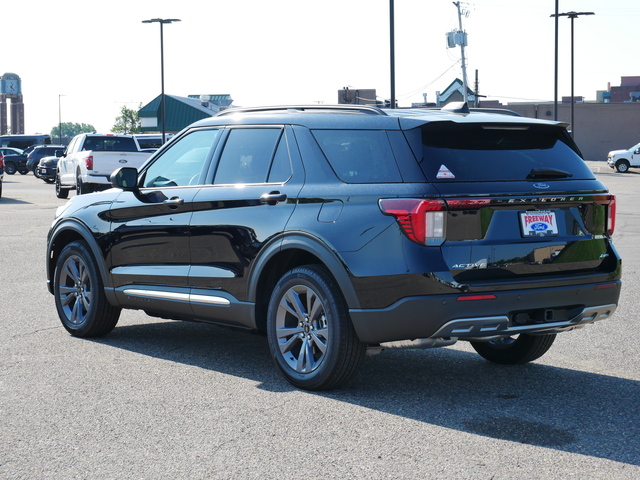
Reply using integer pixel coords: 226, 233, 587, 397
46, 104, 621, 390
27, 145, 66, 174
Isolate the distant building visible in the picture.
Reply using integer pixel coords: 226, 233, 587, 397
608, 76, 640, 103
337, 88, 379, 106
435, 78, 476, 106
138, 94, 233, 134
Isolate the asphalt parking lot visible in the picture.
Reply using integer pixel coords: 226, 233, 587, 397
1, 165, 639, 479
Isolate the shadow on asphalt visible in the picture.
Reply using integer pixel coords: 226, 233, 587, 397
91, 319, 640, 466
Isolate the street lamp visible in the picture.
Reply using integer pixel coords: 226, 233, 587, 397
550, 11, 594, 138
58, 94, 65, 144
142, 18, 181, 144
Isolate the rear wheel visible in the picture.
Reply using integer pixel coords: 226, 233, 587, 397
470, 333, 556, 365
616, 159, 630, 173
267, 265, 366, 390
55, 174, 69, 199
19, 169, 28, 175
54, 240, 121, 337
5, 162, 16, 175
76, 171, 93, 195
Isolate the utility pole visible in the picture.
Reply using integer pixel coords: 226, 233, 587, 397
453, 2, 469, 103
474, 69, 479, 107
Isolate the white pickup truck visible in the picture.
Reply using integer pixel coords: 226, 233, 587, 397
56, 134, 153, 198
607, 142, 640, 173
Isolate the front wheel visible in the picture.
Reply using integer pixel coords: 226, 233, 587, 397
54, 240, 121, 337
616, 160, 630, 173
470, 333, 556, 365
267, 265, 366, 390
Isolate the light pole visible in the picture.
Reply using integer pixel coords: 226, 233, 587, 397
552, 0, 559, 121
389, 0, 395, 108
58, 94, 65, 144
550, 11, 594, 138
142, 18, 181, 144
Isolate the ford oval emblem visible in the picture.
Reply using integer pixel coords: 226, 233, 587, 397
531, 222, 548, 231
119, 159, 128, 164
533, 182, 550, 189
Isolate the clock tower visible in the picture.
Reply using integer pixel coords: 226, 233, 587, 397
0, 72, 24, 135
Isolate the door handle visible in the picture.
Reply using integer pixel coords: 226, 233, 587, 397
164, 196, 184, 208
260, 191, 287, 205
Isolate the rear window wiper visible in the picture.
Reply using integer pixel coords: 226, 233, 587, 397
527, 168, 573, 179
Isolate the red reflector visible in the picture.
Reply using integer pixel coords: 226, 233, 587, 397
457, 294, 497, 301
446, 198, 492, 209
594, 282, 618, 290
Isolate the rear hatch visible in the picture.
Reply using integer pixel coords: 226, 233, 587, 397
395, 121, 619, 287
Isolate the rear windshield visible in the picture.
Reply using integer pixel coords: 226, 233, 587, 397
83, 136, 139, 152
414, 123, 595, 182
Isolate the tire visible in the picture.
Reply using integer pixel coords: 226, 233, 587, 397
53, 240, 121, 337
616, 160, 630, 173
470, 333, 556, 365
44, 177, 55, 184
5, 162, 16, 175
76, 171, 93, 195
19, 170, 28, 175
55, 174, 69, 199
267, 265, 366, 390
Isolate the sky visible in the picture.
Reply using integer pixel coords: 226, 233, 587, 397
2, 0, 639, 135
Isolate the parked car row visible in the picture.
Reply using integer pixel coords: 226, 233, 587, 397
1, 145, 66, 176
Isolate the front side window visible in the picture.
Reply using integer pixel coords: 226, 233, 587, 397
141, 129, 220, 188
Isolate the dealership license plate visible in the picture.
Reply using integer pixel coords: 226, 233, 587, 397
520, 210, 558, 237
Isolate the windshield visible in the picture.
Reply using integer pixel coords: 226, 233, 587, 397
414, 123, 594, 182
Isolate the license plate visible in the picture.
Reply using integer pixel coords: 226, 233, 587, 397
520, 210, 558, 237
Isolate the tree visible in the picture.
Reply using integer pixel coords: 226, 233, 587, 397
50, 122, 96, 139
111, 105, 141, 134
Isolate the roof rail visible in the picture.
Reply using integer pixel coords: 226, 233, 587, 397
215, 105, 387, 117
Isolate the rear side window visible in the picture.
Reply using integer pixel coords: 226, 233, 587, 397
416, 123, 595, 182
214, 128, 290, 184
312, 130, 402, 183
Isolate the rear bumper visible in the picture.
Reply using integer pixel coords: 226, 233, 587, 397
83, 173, 111, 185
349, 280, 621, 344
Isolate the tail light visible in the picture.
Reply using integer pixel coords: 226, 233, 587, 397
380, 198, 491, 246
595, 194, 616, 236
84, 155, 94, 171
0, 154, 4, 169
379, 199, 447, 245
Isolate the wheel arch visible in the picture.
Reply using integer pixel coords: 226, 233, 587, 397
247, 233, 360, 333
47, 220, 111, 298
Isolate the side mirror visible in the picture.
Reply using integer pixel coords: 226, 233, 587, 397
111, 167, 139, 191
